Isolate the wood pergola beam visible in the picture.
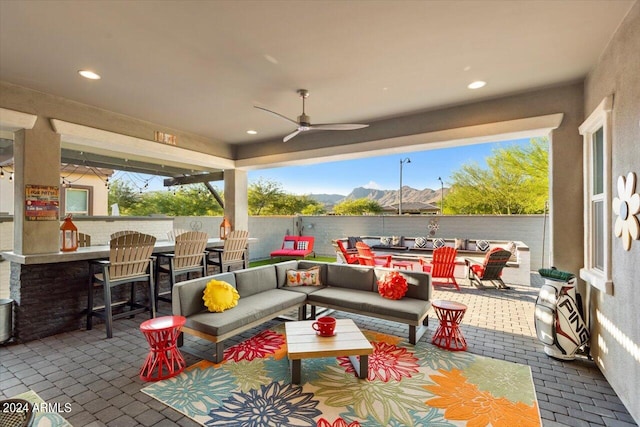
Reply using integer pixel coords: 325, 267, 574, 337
163, 172, 224, 186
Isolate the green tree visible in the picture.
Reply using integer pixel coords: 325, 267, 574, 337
248, 178, 285, 215
269, 194, 325, 215
107, 180, 139, 215
109, 183, 223, 216
333, 198, 383, 215
444, 138, 548, 214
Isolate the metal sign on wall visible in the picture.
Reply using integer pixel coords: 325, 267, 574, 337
25, 185, 59, 221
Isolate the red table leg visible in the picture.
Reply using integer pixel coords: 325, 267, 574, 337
140, 316, 187, 381
431, 300, 467, 351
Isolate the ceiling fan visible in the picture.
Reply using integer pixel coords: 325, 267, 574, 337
255, 89, 369, 142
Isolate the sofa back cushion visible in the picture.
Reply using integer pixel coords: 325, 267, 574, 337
326, 263, 375, 291
235, 265, 277, 297
374, 268, 431, 301
275, 261, 300, 287
173, 272, 237, 317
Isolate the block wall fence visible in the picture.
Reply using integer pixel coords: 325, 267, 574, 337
1, 214, 550, 299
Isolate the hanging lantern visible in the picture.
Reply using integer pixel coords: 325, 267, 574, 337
60, 214, 78, 252
219, 217, 231, 240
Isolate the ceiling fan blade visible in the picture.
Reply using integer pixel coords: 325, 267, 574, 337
310, 123, 369, 131
283, 129, 302, 142
254, 106, 299, 126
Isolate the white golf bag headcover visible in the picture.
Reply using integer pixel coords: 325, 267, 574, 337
535, 268, 589, 360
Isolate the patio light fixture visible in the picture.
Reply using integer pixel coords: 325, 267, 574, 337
399, 157, 411, 215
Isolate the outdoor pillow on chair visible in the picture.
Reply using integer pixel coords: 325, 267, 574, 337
203, 279, 240, 312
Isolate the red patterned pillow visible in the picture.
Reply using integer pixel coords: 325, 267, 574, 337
377, 271, 408, 300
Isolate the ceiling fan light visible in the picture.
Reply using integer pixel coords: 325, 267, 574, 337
468, 80, 486, 89
78, 70, 101, 80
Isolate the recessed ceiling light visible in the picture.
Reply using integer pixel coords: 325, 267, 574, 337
78, 70, 101, 80
264, 54, 278, 64
468, 80, 486, 89
247, 130, 257, 135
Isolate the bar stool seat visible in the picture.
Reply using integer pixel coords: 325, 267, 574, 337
140, 315, 187, 381
431, 299, 468, 351
87, 232, 156, 338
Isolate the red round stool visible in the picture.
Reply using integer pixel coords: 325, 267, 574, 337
139, 315, 187, 381
431, 300, 467, 351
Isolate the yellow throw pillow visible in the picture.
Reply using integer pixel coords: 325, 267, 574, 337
203, 279, 239, 313
285, 266, 322, 287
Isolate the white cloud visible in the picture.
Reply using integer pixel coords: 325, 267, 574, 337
363, 181, 382, 189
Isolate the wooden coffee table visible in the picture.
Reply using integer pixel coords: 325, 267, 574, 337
285, 318, 373, 384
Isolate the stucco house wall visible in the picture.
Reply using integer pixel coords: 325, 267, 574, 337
583, 2, 640, 421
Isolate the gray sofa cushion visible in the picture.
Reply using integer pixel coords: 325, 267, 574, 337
373, 268, 431, 301
235, 265, 277, 297
274, 261, 300, 288
184, 289, 306, 336
326, 263, 374, 291
307, 288, 430, 323
173, 273, 237, 318
281, 285, 326, 295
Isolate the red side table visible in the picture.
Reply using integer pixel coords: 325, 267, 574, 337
392, 261, 413, 270
431, 300, 467, 351
139, 315, 187, 381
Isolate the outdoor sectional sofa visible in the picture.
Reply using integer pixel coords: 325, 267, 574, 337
172, 260, 432, 362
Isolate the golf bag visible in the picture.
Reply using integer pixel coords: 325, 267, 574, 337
534, 268, 589, 360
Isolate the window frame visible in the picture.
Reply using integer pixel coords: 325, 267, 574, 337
579, 95, 614, 294
63, 185, 93, 216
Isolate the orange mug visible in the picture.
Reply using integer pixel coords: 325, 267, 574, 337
312, 316, 336, 336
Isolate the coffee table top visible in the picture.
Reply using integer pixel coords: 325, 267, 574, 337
285, 318, 373, 360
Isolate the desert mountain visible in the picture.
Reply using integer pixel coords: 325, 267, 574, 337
309, 186, 448, 209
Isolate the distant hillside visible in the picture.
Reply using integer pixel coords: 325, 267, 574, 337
308, 193, 344, 205
309, 186, 448, 209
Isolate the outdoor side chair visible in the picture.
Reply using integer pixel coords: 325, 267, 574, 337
207, 229, 249, 273
420, 246, 460, 290
333, 240, 360, 264
78, 232, 91, 247
87, 232, 157, 338
355, 242, 392, 267
155, 231, 209, 309
466, 248, 512, 289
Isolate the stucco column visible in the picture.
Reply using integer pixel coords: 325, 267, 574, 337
13, 121, 61, 254
548, 104, 584, 277
223, 169, 248, 231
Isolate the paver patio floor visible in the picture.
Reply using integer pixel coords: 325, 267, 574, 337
0, 274, 636, 427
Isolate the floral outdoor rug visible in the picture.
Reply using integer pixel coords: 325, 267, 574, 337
142, 324, 540, 426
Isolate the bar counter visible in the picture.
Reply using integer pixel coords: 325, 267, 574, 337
2, 238, 257, 343
1, 238, 257, 265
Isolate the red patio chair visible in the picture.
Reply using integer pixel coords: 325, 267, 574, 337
420, 246, 460, 290
466, 248, 512, 289
355, 242, 391, 267
333, 240, 360, 264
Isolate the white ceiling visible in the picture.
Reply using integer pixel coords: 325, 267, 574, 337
0, 0, 635, 146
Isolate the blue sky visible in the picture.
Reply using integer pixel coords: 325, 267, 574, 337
114, 137, 531, 194
248, 138, 531, 195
